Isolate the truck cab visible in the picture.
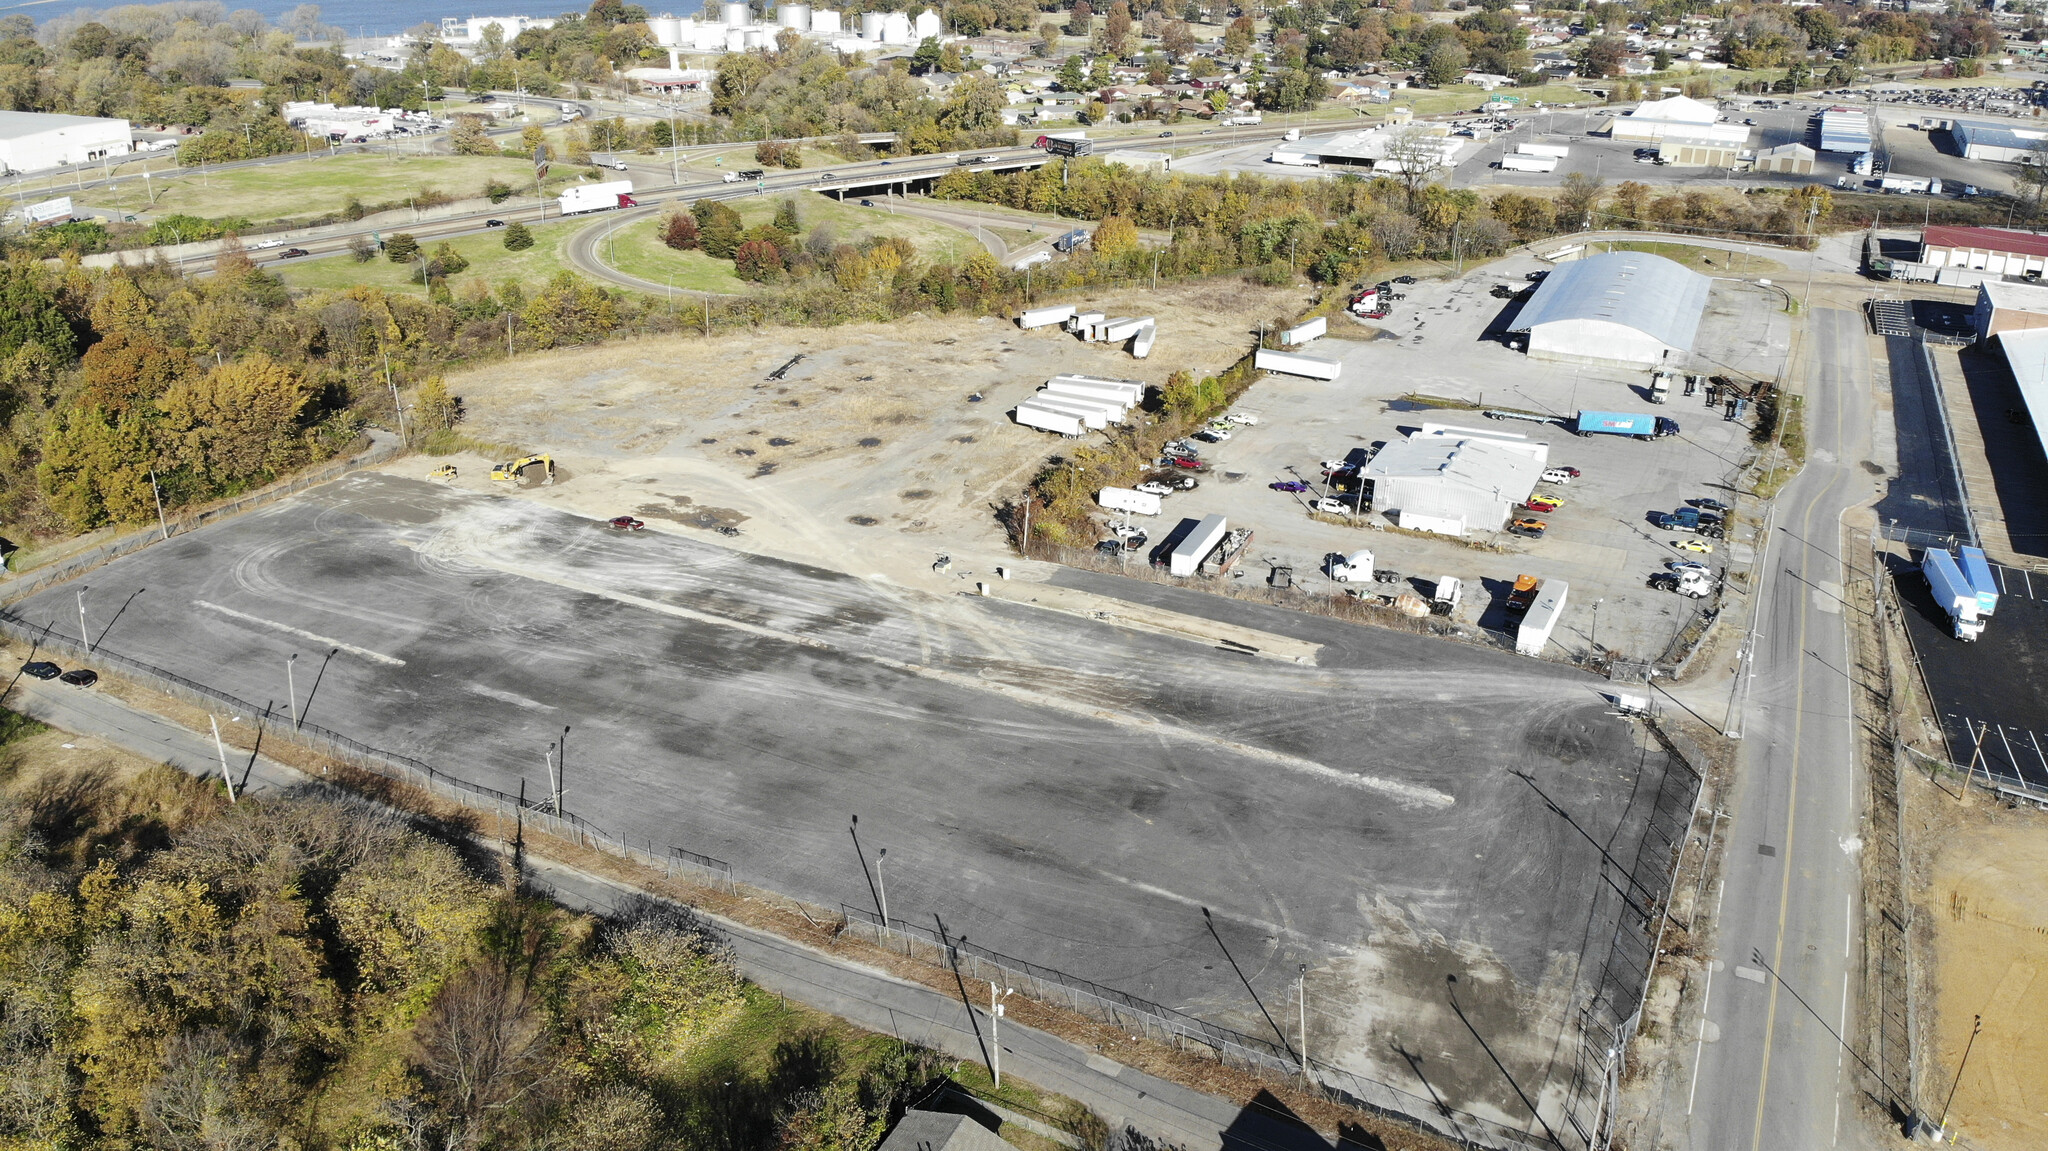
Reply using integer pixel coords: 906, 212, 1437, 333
1325, 550, 1374, 582
1649, 371, 1670, 404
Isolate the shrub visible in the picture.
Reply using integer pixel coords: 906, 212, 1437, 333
733, 239, 785, 281
484, 179, 514, 203
385, 233, 419, 263
502, 222, 535, 251
661, 213, 700, 250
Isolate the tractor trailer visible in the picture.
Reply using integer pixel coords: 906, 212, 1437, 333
558, 180, 638, 214
1574, 410, 1679, 440
1923, 547, 1986, 641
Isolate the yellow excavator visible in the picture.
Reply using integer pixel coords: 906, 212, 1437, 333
428, 464, 457, 481
491, 455, 555, 485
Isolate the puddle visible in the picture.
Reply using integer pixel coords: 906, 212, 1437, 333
847, 515, 880, 526
858, 437, 883, 447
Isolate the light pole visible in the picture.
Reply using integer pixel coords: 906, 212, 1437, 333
1296, 963, 1311, 1079
990, 983, 1013, 1087
875, 846, 890, 929
287, 653, 299, 728
1936, 1014, 1983, 1143
1592, 598, 1602, 650
76, 586, 89, 652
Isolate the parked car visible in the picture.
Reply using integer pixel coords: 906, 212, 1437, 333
1313, 499, 1350, 514
485, 218, 507, 227
1318, 459, 1351, 471
1540, 468, 1575, 485
1689, 497, 1730, 513
1223, 412, 1259, 425
253, 238, 284, 249
1521, 496, 1565, 513
281, 248, 310, 258
1667, 560, 1710, 574
1508, 521, 1546, 539
1135, 481, 1173, 496
1672, 539, 1714, 553
1194, 428, 1230, 442
1548, 465, 1582, 478
859, 199, 876, 206
1169, 456, 1204, 470
1271, 480, 1310, 492
609, 516, 645, 531
1392, 275, 1417, 284
1166, 475, 1199, 490
1159, 131, 1175, 137
58, 669, 97, 687
20, 661, 59, 680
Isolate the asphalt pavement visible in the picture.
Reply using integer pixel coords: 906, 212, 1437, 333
10, 472, 1685, 1138
1682, 306, 1879, 1150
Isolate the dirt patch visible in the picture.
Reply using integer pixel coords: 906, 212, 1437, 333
900, 489, 935, 501
847, 515, 880, 526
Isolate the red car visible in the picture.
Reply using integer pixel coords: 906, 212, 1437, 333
1521, 496, 1564, 513
1170, 457, 1205, 470
609, 516, 645, 531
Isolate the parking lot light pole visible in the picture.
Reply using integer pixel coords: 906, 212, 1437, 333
990, 983, 1013, 1087
287, 653, 299, 729
875, 847, 890, 931
76, 586, 89, 652
1297, 963, 1311, 1079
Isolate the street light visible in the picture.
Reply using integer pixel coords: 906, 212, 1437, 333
1296, 963, 1311, 1079
990, 983, 1014, 1086
875, 846, 890, 930
287, 653, 299, 729
76, 586, 89, 652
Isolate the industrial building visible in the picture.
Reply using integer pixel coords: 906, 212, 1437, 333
1973, 279, 2048, 342
436, 15, 555, 43
1995, 327, 2048, 466
1605, 95, 1746, 147
1267, 128, 1464, 171
1360, 430, 1547, 537
1655, 137, 1745, 167
1750, 141, 1816, 174
1817, 106, 1873, 153
0, 111, 130, 175
1949, 119, 2048, 164
1508, 251, 1712, 369
642, 3, 938, 64
1920, 225, 2048, 279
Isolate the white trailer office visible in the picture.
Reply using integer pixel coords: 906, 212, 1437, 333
1097, 486, 1162, 516
1169, 514, 1228, 577
1514, 579, 1569, 656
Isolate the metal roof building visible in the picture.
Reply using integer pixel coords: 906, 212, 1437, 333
1508, 251, 1713, 369
1361, 432, 1547, 537
1973, 279, 2048, 342
1817, 107, 1872, 153
1994, 327, 2048, 468
1951, 119, 2048, 163
0, 110, 130, 175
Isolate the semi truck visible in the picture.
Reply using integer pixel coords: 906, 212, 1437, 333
558, 181, 638, 214
1506, 574, 1540, 613
1498, 154, 1559, 173
1923, 547, 1986, 640
1959, 545, 1999, 617
1326, 550, 1374, 581
1431, 576, 1463, 614
1575, 410, 1679, 440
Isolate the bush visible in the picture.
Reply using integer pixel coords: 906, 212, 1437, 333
502, 222, 535, 251
385, 233, 419, 263
662, 213, 700, 250
484, 179, 514, 203
733, 239, 785, 281
348, 235, 376, 262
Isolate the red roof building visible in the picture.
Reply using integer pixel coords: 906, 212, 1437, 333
1922, 225, 2048, 277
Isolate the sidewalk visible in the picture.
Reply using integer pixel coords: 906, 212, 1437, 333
0, 677, 1322, 1151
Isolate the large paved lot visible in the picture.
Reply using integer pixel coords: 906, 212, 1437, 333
19, 472, 1688, 1134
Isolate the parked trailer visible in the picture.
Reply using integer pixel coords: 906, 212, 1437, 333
1279, 316, 1327, 345
1013, 403, 1084, 436
1514, 578, 1570, 656
1011, 251, 1052, 269
1067, 311, 1106, 336
1026, 394, 1118, 428
1959, 545, 1999, 617
1517, 142, 1570, 158
1498, 154, 1559, 173
1050, 374, 1146, 400
1255, 349, 1342, 381
1042, 380, 1138, 408
1131, 318, 1156, 359
1923, 548, 1985, 640
1102, 316, 1148, 341
1018, 304, 1077, 329
1098, 486, 1162, 516
1574, 410, 1678, 439
1168, 514, 1229, 577
26, 196, 74, 224
558, 180, 637, 214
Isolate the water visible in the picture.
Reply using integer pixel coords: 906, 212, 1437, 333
2, 0, 609, 40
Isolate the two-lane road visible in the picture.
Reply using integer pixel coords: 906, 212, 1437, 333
1686, 305, 1877, 1149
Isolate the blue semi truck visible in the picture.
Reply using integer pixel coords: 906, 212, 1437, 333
1574, 410, 1680, 440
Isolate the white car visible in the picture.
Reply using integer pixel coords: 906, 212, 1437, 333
1319, 459, 1352, 472
252, 238, 284, 249
1314, 498, 1349, 514
1540, 467, 1575, 485
1200, 426, 1232, 441
1224, 413, 1260, 425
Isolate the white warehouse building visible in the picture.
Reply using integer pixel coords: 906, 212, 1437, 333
0, 111, 130, 175
1508, 251, 1712, 369
1360, 430, 1547, 537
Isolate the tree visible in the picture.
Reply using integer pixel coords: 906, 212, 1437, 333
1038, 21, 1060, 56
733, 239, 785, 281
0, 268, 75, 361
1262, 67, 1323, 111
1066, 1, 1094, 38
386, 233, 420, 263
693, 200, 743, 258
1574, 35, 1627, 79
1223, 14, 1254, 56
158, 353, 313, 487
1091, 215, 1139, 259
520, 271, 618, 347
38, 406, 157, 528
661, 213, 700, 250
1101, 0, 1132, 57
484, 179, 513, 203
910, 36, 943, 75
425, 241, 470, 279
450, 114, 496, 155
1382, 126, 1449, 208
1162, 19, 1195, 60
1556, 171, 1605, 227
772, 199, 801, 236
1422, 40, 1469, 87
1058, 54, 1086, 91
502, 222, 535, 250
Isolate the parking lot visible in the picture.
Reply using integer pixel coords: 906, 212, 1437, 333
1108, 254, 1785, 664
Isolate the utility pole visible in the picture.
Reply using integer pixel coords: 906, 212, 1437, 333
210, 715, 238, 802
545, 738, 562, 814
990, 983, 1013, 1086
287, 653, 299, 729
875, 847, 890, 929
1937, 1015, 1983, 1143
148, 468, 169, 540
76, 586, 89, 652
1297, 963, 1311, 1079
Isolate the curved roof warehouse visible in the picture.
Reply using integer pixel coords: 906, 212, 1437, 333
1509, 251, 1713, 369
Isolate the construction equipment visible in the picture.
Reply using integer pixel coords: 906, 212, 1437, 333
491, 455, 555, 485
428, 464, 457, 481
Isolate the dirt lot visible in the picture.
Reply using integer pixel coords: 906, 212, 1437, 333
426, 280, 1302, 583
1917, 790, 2048, 1150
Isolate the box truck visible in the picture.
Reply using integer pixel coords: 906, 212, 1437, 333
558, 180, 638, 214
1255, 349, 1342, 381
1574, 410, 1679, 439
1168, 515, 1228, 577
1098, 487, 1162, 516
1959, 545, 1998, 617
1923, 548, 1985, 640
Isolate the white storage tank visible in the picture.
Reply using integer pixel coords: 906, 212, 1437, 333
860, 11, 886, 38
777, 2, 809, 29
882, 12, 911, 42
692, 21, 723, 48
811, 8, 841, 32
913, 9, 941, 40
744, 26, 769, 46
725, 26, 748, 49
651, 15, 684, 44
723, 1, 751, 27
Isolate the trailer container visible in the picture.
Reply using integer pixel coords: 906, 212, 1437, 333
1574, 410, 1678, 439
1255, 349, 1342, 381
1923, 548, 1986, 640
1514, 578, 1569, 656
26, 196, 74, 224
1018, 304, 1077, 329
1498, 154, 1559, 173
1026, 394, 1117, 428
1042, 380, 1138, 409
1050, 374, 1145, 401
1013, 403, 1084, 435
1098, 486, 1162, 516
1517, 142, 1570, 158
1169, 514, 1229, 577
1131, 319, 1157, 358
1959, 545, 1999, 617
1067, 311, 1105, 336
558, 180, 637, 214
1280, 316, 1327, 345
1102, 316, 1147, 341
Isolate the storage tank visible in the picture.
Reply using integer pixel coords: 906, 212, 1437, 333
650, 15, 683, 43
723, 1, 750, 27
725, 26, 747, 49
744, 26, 769, 46
777, 3, 809, 29
881, 11, 911, 42
810, 8, 840, 32
912, 9, 940, 39
692, 21, 723, 48
860, 11, 885, 38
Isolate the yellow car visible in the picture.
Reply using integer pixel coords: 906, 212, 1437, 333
1672, 539, 1714, 553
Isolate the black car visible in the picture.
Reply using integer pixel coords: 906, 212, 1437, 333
1689, 497, 1730, 513
282, 247, 310, 258
1393, 275, 1417, 284
1159, 131, 1175, 137
1508, 522, 1546, 539
58, 668, 97, 687
859, 199, 875, 206
485, 218, 507, 227
21, 660, 59, 680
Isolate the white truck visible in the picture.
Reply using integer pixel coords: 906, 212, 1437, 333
1923, 547, 1985, 640
1326, 550, 1374, 582
1498, 154, 1559, 173
558, 180, 637, 214
1431, 576, 1463, 614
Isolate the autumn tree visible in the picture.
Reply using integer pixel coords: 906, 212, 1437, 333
450, 114, 496, 155
661, 212, 700, 250
1101, 0, 1132, 57
1223, 13, 1253, 56
157, 353, 313, 489
1066, 1, 1094, 38
733, 239, 786, 281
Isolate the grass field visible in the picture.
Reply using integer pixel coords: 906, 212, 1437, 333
274, 215, 584, 297
76, 152, 577, 224
1594, 238, 1787, 277
597, 214, 750, 293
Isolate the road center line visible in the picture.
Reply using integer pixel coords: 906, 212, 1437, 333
192, 600, 406, 666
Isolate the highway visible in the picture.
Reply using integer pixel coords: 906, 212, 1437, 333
1682, 305, 1877, 1150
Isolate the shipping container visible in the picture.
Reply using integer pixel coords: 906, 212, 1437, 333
1517, 142, 1570, 158
1514, 578, 1569, 656
1026, 396, 1116, 429
1280, 316, 1327, 345
1131, 319, 1156, 359
1049, 374, 1146, 401
1097, 486, 1162, 516
1013, 403, 1084, 435
1041, 380, 1138, 409
1923, 548, 1985, 640
1498, 154, 1559, 173
1018, 304, 1077, 329
1169, 514, 1229, 577
1958, 545, 1999, 617
1102, 316, 1147, 341
1255, 349, 1342, 380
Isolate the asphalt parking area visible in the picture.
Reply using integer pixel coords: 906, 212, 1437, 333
17, 471, 1689, 1134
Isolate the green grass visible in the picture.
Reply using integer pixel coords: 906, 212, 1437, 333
76, 152, 578, 225
275, 215, 584, 297
756, 193, 987, 263
601, 216, 750, 293
1590, 239, 1787, 278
